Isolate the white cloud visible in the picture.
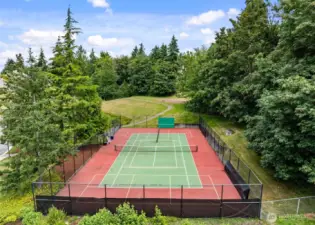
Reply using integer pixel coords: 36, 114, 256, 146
227, 8, 240, 18
187, 10, 225, 26
0, 50, 18, 67
19, 29, 63, 45
179, 32, 189, 39
200, 28, 214, 35
87, 35, 135, 49
87, 0, 110, 8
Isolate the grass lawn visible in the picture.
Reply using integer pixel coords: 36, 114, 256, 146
101, 97, 168, 120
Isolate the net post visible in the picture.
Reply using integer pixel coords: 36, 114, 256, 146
181, 185, 183, 217
220, 185, 224, 218
49, 169, 53, 196
32, 183, 37, 212
68, 184, 72, 215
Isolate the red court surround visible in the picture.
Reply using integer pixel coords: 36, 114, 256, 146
57, 128, 240, 200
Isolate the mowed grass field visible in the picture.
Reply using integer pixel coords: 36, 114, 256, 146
102, 96, 315, 201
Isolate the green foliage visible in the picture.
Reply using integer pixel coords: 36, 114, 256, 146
0, 194, 32, 224
46, 207, 66, 225
79, 209, 118, 225
92, 52, 119, 100
246, 76, 315, 183
116, 202, 148, 225
152, 206, 167, 225
22, 211, 47, 225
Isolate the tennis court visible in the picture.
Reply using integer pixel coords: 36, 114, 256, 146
100, 133, 202, 188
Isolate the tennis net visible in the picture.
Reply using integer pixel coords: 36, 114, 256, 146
114, 145, 198, 152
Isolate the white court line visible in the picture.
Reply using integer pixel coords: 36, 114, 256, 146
129, 136, 142, 167
126, 174, 135, 199
208, 175, 220, 199
99, 134, 137, 186
153, 142, 157, 166
127, 166, 184, 169
184, 133, 203, 187
178, 134, 190, 188
79, 174, 102, 197
111, 134, 139, 187
173, 141, 178, 168
169, 175, 172, 199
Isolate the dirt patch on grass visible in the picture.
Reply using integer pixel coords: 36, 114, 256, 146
161, 98, 188, 104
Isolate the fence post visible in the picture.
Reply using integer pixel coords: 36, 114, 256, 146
120, 115, 122, 127
104, 184, 107, 208
83, 149, 85, 165
146, 116, 148, 128
73, 156, 76, 174
32, 183, 36, 212
248, 170, 252, 184
259, 184, 264, 219
296, 198, 301, 214
62, 161, 66, 183
7, 143, 10, 157
237, 158, 240, 171
181, 185, 183, 217
49, 169, 53, 196
68, 184, 72, 215
229, 149, 232, 161
220, 185, 224, 218
143, 185, 145, 199
133, 117, 135, 128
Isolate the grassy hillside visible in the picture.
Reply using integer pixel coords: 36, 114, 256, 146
101, 96, 315, 201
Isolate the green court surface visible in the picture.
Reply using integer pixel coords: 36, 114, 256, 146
100, 133, 202, 188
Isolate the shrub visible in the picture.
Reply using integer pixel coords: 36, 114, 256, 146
116, 202, 148, 225
152, 206, 167, 225
22, 211, 47, 225
79, 209, 119, 225
20, 206, 34, 218
46, 207, 66, 225
3, 215, 18, 224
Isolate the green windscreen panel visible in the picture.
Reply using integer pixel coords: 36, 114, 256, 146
158, 117, 175, 128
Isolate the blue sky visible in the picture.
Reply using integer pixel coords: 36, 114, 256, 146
0, 0, 246, 70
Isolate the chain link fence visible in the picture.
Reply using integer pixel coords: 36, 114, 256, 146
261, 196, 315, 219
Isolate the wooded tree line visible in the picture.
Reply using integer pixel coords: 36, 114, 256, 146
184, 0, 315, 184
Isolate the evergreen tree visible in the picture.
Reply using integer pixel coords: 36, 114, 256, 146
50, 36, 64, 75
159, 44, 168, 61
131, 46, 138, 58
87, 48, 97, 76
150, 46, 161, 61
15, 53, 25, 70
36, 47, 48, 71
138, 43, 146, 56
50, 7, 107, 142
27, 48, 36, 68
0, 68, 70, 192
75, 45, 89, 75
63, 7, 81, 65
168, 35, 179, 63
1, 59, 16, 74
